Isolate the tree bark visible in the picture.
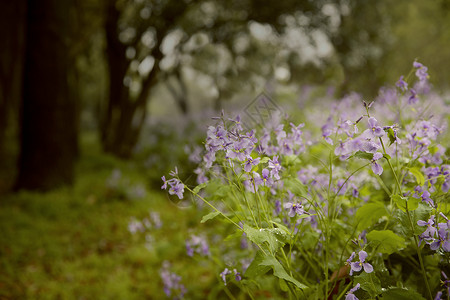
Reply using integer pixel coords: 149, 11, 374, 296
101, 0, 162, 158
0, 1, 26, 188
15, 0, 77, 190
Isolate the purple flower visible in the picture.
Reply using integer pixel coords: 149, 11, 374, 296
162, 173, 185, 200
345, 283, 360, 300
408, 88, 418, 105
233, 269, 242, 281
161, 176, 168, 190
268, 155, 282, 180
169, 181, 185, 199
185, 235, 210, 257
228, 114, 243, 131
160, 262, 187, 298
274, 200, 282, 216
243, 156, 261, 172
396, 75, 408, 92
220, 268, 232, 285
349, 250, 373, 275
420, 190, 434, 207
441, 271, 450, 297
434, 291, 442, 300
413, 61, 429, 81
431, 227, 450, 252
368, 117, 385, 138
371, 152, 383, 175
418, 215, 437, 244
284, 202, 306, 218
260, 168, 274, 186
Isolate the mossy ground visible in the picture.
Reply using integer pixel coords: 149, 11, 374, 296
0, 134, 216, 299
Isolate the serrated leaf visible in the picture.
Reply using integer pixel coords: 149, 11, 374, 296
386, 128, 396, 146
354, 272, 382, 297
391, 195, 407, 212
367, 229, 406, 254
243, 224, 284, 253
381, 287, 425, 300
200, 211, 220, 223
396, 204, 432, 236
259, 256, 308, 289
279, 278, 289, 292
244, 251, 271, 278
224, 230, 243, 242
355, 202, 388, 230
284, 178, 307, 197
260, 157, 270, 164
353, 151, 374, 160
391, 195, 420, 212
192, 182, 207, 194
408, 167, 425, 186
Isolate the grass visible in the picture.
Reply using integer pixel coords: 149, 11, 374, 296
0, 133, 217, 299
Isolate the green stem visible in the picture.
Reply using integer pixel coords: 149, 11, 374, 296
378, 138, 433, 299
186, 186, 241, 229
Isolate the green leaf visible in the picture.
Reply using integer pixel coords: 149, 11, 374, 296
367, 229, 406, 254
244, 251, 271, 278
260, 157, 270, 164
396, 204, 432, 236
279, 278, 289, 292
391, 195, 420, 212
408, 167, 425, 186
381, 287, 425, 300
200, 211, 220, 223
284, 178, 307, 197
223, 230, 243, 242
383, 153, 391, 160
352, 151, 373, 161
243, 224, 284, 253
386, 128, 396, 146
354, 272, 382, 297
355, 202, 388, 230
259, 256, 308, 289
192, 182, 207, 194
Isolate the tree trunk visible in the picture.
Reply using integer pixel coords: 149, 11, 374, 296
101, 0, 160, 159
0, 1, 27, 191
15, 0, 77, 191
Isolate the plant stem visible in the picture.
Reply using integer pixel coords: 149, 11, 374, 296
379, 138, 433, 299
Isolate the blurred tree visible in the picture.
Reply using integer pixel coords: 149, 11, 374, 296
100, 0, 330, 158
15, 0, 78, 190
0, 1, 26, 188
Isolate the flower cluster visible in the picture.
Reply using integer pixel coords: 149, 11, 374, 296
220, 267, 241, 286
418, 213, 450, 252
161, 168, 185, 199
156, 61, 449, 299
185, 235, 210, 257
160, 262, 187, 299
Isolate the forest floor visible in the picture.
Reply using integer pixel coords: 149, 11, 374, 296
0, 134, 214, 299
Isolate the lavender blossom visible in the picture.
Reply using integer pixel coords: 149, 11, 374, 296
160, 262, 187, 299
368, 117, 385, 138
348, 250, 373, 275
413, 61, 429, 81
396, 75, 408, 92
268, 155, 282, 180
345, 283, 361, 300
371, 152, 383, 175
220, 268, 232, 285
284, 202, 307, 218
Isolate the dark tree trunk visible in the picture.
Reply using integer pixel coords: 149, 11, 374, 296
0, 0, 27, 191
15, 0, 77, 190
101, 0, 161, 159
